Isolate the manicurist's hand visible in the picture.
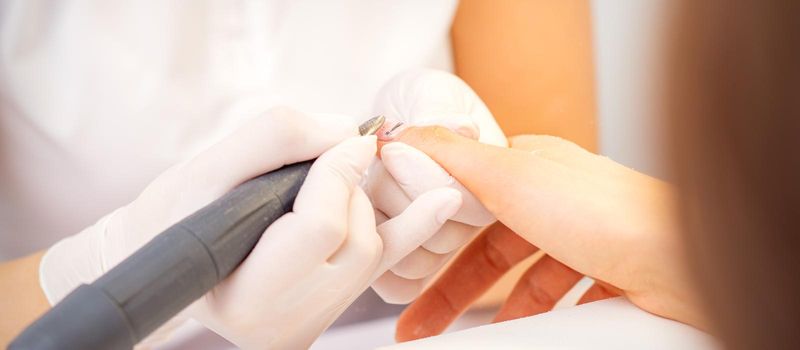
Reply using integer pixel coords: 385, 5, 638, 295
385, 127, 706, 341
37, 108, 462, 349
190, 125, 461, 349
365, 69, 508, 304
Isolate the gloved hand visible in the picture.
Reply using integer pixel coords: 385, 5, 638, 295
39, 107, 462, 349
365, 69, 508, 303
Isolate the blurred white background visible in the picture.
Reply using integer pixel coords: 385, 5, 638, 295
594, 0, 669, 178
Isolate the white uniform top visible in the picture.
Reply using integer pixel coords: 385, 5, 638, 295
0, 0, 458, 260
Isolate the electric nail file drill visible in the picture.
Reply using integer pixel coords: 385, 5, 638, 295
10, 116, 387, 350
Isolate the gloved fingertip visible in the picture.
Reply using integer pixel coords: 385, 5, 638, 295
380, 141, 415, 159
433, 188, 462, 224
339, 134, 377, 152
379, 142, 418, 186
316, 135, 377, 186
344, 135, 378, 168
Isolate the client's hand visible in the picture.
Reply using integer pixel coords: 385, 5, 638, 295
387, 127, 706, 341
365, 69, 508, 304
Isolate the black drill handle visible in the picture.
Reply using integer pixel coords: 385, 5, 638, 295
10, 161, 313, 350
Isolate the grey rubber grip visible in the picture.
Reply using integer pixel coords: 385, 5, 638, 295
10, 161, 313, 350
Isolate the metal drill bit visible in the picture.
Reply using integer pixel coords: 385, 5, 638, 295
359, 115, 386, 136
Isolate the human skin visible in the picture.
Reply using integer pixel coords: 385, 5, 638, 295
452, 0, 597, 148
451, 0, 598, 307
381, 127, 706, 341
0, 252, 49, 346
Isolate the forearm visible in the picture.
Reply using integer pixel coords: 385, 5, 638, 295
452, 0, 597, 150
0, 251, 49, 346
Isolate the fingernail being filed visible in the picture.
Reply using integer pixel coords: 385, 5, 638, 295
375, 116, 480, 142
376, 118, 409, 141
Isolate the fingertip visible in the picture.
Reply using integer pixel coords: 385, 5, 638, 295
380, 141, 414, 158
379, 142, 419, 175
371, 272, 425, 305
422, 222, 478, 254
428, 187, 462, 224
326, 135, 378, 173
394, 299, 440, 343
343, 134, 377, 148
294, 135, 377, 218
390, 248, 446, 280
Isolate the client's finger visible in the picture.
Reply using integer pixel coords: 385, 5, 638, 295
381, 142, 494, 226
577, 282, 618, 305
493, 256, 583, 322
395, 222, 536, 342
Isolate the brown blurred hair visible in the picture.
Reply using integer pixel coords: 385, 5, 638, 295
669, 1, 800, 349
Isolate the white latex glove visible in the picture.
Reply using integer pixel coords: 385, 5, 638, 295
40, 107, 462, 349
365, 69, 508, 303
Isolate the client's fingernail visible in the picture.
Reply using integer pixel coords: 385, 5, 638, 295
377, 119, 409, 141
435, 190, 463, 224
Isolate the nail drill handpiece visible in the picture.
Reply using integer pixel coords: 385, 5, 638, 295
10, 116, 387, 350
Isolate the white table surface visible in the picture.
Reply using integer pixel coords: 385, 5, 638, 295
338, 298, 719, 350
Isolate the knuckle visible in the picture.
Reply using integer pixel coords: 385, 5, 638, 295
308, 216, 348, 250
421, 224, 464, 254
355, 232, 383, 262
265, 107, 312, 145
525, 275, 558, 306
429, 282, 460, 313
371, 235, 385, 259
393, 266, 428, 280
372, 281, 400, 304
391, 261, 416, 280
379, 287, 417, 305
393, 250, 442, 280
324, 157, 360, 187
422, 240, 449, 255
482, 234, 515, 273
